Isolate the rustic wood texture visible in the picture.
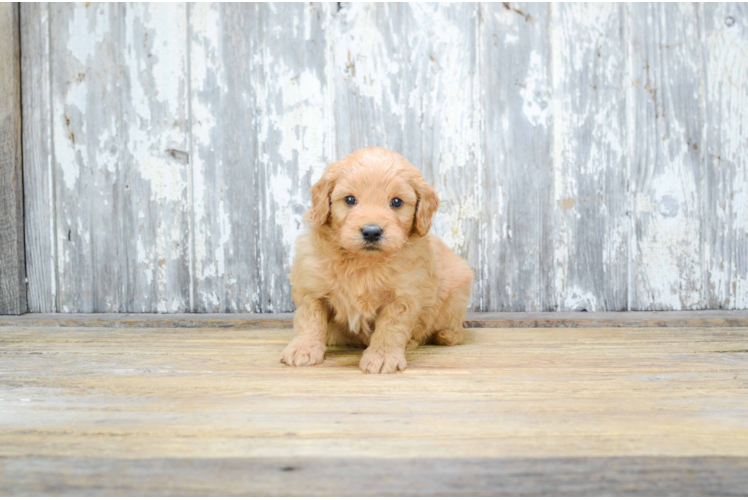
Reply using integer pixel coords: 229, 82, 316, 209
20, 3, 55, 313
43, 4, 192, 313
480, 3, 554, 312
628, 4, 707, 310
703, 3, 748, 310
551, 4, 628, 312
189, 3, 333, 313
0, 3, 26, 315
0, 325, 747, 495
120, 4, 192, 314
3, 310, 748, 329
18, 3, 748, 313
48, 3, 121, 312
3, 456, 748, 496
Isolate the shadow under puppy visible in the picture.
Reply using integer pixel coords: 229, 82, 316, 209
281, 147, 473, 374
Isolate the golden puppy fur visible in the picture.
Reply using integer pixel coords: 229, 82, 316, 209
281, 147, 473, 374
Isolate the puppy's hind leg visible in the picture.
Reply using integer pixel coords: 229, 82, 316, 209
432, 328, 465, 346
430, 280, 471, 346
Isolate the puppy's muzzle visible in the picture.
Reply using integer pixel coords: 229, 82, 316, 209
361, 225, 383, 243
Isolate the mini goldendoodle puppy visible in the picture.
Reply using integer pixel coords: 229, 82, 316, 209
281, 147, 473, 374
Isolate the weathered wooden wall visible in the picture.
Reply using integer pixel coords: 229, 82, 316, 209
17, 2, 748, 313
0, 2, 26, 315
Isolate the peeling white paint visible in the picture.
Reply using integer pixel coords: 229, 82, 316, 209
276, 74, 327, 166
551, 3, 629, 311
214, 197, 231, 279
332, 4, 404, 118
26, 3, 748, 313
425, 4, 480, 258
437, 197, 481, 253
66, 5, 109, 66
125, 4, 188, 204
190, 1, 225, 289
252, 4, 335, 311
703, 3, 748, 309
563, 285, 599, 311
626, 3, 705, 310
520, 51, 550, 127
54, 77, 87, 191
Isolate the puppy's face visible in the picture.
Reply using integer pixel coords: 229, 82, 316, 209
329, 169, 417, 255
308, 148, 439, 256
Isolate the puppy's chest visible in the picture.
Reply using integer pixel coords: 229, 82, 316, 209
326, 284, 391, 335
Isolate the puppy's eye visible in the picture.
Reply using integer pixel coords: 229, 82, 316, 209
344, 196, 357, 206
390, 198, 403, 208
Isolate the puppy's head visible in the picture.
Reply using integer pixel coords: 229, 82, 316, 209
308, 147, 439, 256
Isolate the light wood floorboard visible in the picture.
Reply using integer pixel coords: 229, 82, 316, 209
1, 325, 747, 495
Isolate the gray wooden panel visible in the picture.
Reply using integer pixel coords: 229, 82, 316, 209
333, 3, 483, 309
0, 2, 26, 315
120, 4, 192, 312
3, 456, 748, 496
189, 3, 333, 312
21, 3, 56, 313
480, 3, 553, 312
551, 4, 628, 311
189, 2, 259, 313
628, 3, 706, 310
46, 4, 191, 312
17, 2, 748, 313
703, 3, 748, 310
49, 3, 121, 312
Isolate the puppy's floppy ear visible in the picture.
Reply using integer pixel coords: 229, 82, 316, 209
309, 168, 336, 226
413, 178, 440, 237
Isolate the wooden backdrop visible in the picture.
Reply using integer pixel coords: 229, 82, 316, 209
19, 2, 748, 313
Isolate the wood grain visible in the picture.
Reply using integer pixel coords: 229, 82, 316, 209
703, 3, 748, 310
0, 324, 746, 494
120, 4, 192, 313
20, 3, 55, 313
48, 4, 120, 312
2, 456, 747, 496
551, 4, 628, 311
480, 3, 554, 312
0, 3, 26, 315
189, 3, 333, 313
627, 4, 706, 310
45, 4, 192, 313
17, 3, 748, 313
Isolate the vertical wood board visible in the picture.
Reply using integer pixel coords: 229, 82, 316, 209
0, 2, 26, 315
703, 3, 748, 309
189, 3, 333, 312
21, 3, 56, 313
627, 3, 706, 310
32, 4, 192, 312
480, 3, 554, 312
551, 3, 628, 311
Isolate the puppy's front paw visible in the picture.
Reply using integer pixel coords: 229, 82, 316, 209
359, 347, 407, 374
281, 339, 326, 367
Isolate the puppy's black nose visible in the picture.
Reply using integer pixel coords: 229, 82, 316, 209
361, 225, 383, 243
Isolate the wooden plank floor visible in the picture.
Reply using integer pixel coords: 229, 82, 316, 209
1, 325, 747, 495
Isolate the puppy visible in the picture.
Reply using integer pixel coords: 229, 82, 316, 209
281, 147, 473, 374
